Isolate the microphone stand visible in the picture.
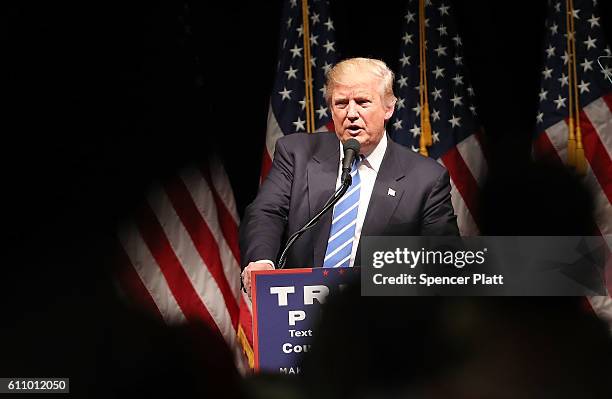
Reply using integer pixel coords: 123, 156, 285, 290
276, 173, 352, 269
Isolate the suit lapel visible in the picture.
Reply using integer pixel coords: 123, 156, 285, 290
307, 138, 340, 266
359, 141, 406, 250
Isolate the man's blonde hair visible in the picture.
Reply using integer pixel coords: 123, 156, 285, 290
324, 57, 397, 106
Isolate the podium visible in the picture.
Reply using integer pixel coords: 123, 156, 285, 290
251, 267, 359, 373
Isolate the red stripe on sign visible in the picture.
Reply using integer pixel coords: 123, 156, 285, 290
533, 131, 565, 166
579, 110, 612, 203
441, 147, 482, 228
164, 175, 239, 326
115, 243, 165, 323
260, 147, 273, 183
325, 121, 335, 132
134, 203, 223, 337
200, 165, 241, 264
239, 296, 253, 346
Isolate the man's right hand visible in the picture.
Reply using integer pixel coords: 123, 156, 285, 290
241, 262, 274, 298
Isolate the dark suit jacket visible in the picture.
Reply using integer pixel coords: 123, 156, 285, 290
239, 132, 458, 269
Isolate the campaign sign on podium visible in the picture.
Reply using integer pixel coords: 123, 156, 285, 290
252, 267, 359, 374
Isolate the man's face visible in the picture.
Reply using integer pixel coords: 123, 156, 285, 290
330, 70, 395, 155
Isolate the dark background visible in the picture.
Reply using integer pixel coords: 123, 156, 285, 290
3, 0, 612, 377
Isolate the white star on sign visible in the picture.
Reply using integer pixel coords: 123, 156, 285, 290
545, 44, 556, 58
536, 112, 543, 123
411, 146, 419, 153
588, 14, 600, 28
316, 105, 328, 119
293, 117, 306, 131
449, 114, 461, 128
397, 75, 408, 88
431, 109, 440, 121
450, 94, 463, 107
469, 105, 477, 115
323, 40, 335, 53
434, 45, 447, 56
290, 45, 302, 58
601, 66, 612, 80
584, 36, 597, 50
467, 86, 474, 96
290, 0, 297, 7
296, 25, 303, 37
431, 87, 442, 100
558, 73, 569, 87
285, 65, 298, 79
393, 119, 403, 130
553, 94, 567, 109
396, 98, 405, 109
299, 98, 306, 110
410, 124, 421, 137
452, 74, 464, 85
578, 80, 590, 93
433, 66, 445, 78
452, 35, 462, 46
539, 88, 548, 102
542, 66, 553, 79
439, 3, 450, 16
571, 8, 580, 19
412, 103, 421, 116
554, 2, 561, 12
279, 87, 292, 100
454, 55, 463, 65
310, 57, 316, 67
437, 24, 448, 36
286, 17, 293, 28
400, 53, 411, 66
310, 34, 319, 46
580, 58, 593, 72
324, 18, 334, 31
402, 33, 414, 44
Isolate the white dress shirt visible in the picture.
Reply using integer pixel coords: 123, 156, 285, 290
334, 133, 387, 267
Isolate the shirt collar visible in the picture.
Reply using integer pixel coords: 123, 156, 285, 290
362, 132, 387, 173
337, 131, 388, 172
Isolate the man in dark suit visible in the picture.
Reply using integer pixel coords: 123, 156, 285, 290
240, 58, 458, 294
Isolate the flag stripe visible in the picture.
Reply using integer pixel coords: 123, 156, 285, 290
441, 147, 482, 228
578, 111, 612, 203
163, 175, 240, 326
134, 201, 223, 336
147, 186, 237, 343
445, 175, 480, 236
533, 130, 565, 164
115, 243, 165, 323
208, 158, 240, 224
585, 94, 612, 158
456, 133, 487, 185
180, 168, 241, 299
119, 221, 188, 325
200, 165, 241, 264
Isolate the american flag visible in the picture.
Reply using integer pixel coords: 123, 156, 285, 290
533, 0, 612, 323
389, 0, 486, 236
533, 0, 611, 236
115, 157, 254, 372
262, 0, 338, 180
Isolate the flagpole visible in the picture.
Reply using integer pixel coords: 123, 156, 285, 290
301, 0, 315, 133
568, 0, 586, 174
418, 0, 432, 156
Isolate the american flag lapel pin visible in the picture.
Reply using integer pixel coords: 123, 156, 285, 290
387, 188, 396, 197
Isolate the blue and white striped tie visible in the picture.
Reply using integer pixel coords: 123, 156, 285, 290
323, 159, 361, 268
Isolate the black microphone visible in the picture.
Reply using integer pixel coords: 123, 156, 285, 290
276, 139, 361, 269
341, 138, 361, 184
